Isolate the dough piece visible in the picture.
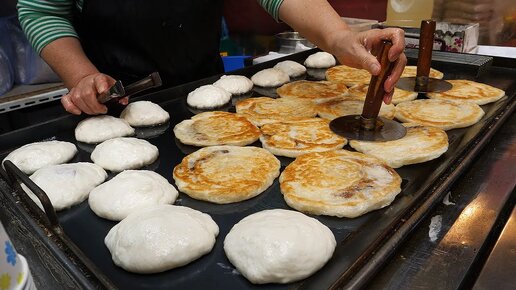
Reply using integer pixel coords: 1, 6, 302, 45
105, 205, 218, 274
173, 111, 260, 146
91, 137, 159, 172
187, 85, 231, 109
395, 99, 485, 130
260, 118, 347, 158
348, 84, 418, 105
317, 98, 396, 120
89, 170, 178, 221
280, 150, 402, 218
224, 209, 336, 284
427, 80, 505, 105
251, 68, 290, 87
173, 146, 280, 204
325, 65, 371, 86
276, 80, 349, 103
22, 162, 107, 211
75, 115, 134, 144
401, 65, 444, 79
213, 75, 253, 95
273, 60, 307, 77
304, 52, 336, 68
120, 101, 170, 127
235, 97, 317, 126
2, 141, 77, 174
350, 124, 449, 168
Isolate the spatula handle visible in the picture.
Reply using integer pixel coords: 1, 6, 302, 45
361, 40, 394, 128
416, 20, 436, 78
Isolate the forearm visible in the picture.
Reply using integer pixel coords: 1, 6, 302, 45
278, 0, 350, 52
40, 37, 98, 89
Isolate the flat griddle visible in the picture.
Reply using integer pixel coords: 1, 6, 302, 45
0, 49, 515, 290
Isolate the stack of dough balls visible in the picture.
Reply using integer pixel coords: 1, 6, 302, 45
173, 146, 280, 204
187, 84, 232, 109
120, 101, 170, 127
22, 162, 107, 211
224, 209, 336, 284
91, 137, 159, 172
2, 140, 77, 174
88, 170, 178, 221
105, 205, 218, 274
75, 115, 134, 144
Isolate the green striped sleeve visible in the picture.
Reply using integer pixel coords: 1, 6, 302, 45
17, 0, 78, 54
257, 0, 285, 21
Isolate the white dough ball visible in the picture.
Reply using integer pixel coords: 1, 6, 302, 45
75, 115, 135, 144
224, 209, 336, 284
89, 170, 178, 221
105, 205, 219, 274
251, 68, 290, 87
91, 137, 159, 172
187, 85, 232, 109
274, 60, 307, 77
22, 162, 107, 211
120, 101, 170, 127
304, 52, 336, 68
2, 140, 77, 174
213, 75, 253, 95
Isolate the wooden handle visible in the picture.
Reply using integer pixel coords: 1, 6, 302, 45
361, 40, 394, 128
416, 20, 436, 78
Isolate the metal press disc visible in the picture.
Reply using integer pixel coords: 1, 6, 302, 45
396, 77, 453, 93
329, 115, 407, 141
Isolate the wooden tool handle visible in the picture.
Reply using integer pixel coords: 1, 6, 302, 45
361, 40, 395, 128
416, 20, 436, 78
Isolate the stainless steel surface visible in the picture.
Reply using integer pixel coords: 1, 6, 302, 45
275, 31, 315, 53
0, 83, 67, 113
396, 76, 453, 92
329, 116, 407, 141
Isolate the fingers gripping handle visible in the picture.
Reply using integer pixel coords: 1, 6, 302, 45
361, 40, 394, 129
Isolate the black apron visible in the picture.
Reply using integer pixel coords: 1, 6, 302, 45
74, 0, 224, 87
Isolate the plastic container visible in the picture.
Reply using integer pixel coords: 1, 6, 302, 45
221, 56, 251, 72
0, 222, 36, 290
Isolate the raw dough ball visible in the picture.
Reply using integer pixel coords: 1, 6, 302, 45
2, 140, 77, 174
187, 85, 231, 109
304, 52, 336, 68
251, 68, 290, 87
120, 101, 170, 127
105, 205, 219, 274
22, 162, 107, 211
75, 115, 134, 144
274, 60, 307, 77
224, 209, 336, 284
89, 170, 178, 221
213, 75, 253, 95
91, 137, 159, 172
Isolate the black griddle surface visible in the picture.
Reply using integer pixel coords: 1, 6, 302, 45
0, 50, 515, 290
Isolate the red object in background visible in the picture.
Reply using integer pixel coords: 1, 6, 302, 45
223, 0, 387, 35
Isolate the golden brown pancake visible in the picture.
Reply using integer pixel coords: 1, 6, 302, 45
259, 118, 347, 158
395, 99, 485, 130
349, 124, 449, 168
347, 84, 418, 105
317, 98, 396, 120
325, 65, 371, 86
173, 146, 280, 204
276, 80, 349, 103
400, 65, 444, 79
427, 80, 505, 105
235, 97, 317, 126
173, 111, 260, 146
280, 150, 402, 218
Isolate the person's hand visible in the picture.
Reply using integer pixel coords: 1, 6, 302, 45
329, 28, 407, 104
61, 73, 128, 115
